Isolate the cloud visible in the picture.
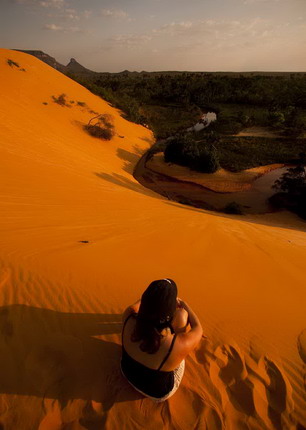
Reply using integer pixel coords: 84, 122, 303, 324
102, 34, 152, 51
83, 10, 92, 19
153, 21, 194, 36
106, 16, 305, 60
43, 23, 62, 30
43, 23, 86, 33
61, 8, 80, 20
152, 17, 276, 43
101, 16, 304, 57
67, 26, 86, 33
242, 0, 279, 3
39, 0, 64, 7
100, 8, 129, 20
13, 0, 65, 8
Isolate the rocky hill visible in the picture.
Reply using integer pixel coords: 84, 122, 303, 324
15, 49, 96, 76
65, 57, 97, 75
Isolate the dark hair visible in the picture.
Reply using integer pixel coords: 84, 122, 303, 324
131, 279, 177, 354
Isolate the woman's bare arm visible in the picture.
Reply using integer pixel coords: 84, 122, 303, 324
176, 299, 203, 353
122, 299, 141, 322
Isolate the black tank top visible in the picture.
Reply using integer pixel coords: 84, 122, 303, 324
121, 313, 177, 398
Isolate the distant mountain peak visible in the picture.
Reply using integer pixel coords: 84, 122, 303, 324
66, 57, 95, 74
67, 57, 78, 65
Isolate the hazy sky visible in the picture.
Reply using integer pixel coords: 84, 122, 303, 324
1, 0, 305, 72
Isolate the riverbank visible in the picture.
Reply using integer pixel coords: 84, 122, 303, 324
148, 152, 284, 193
135, 149, 290, 214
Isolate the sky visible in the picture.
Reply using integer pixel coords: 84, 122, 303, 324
0, 0, 305, 72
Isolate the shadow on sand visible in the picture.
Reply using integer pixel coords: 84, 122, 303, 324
94, 171, 161, 199
117, 146, 145, 175
0, 305, 142, 411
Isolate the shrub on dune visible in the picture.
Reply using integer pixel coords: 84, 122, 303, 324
52, 93, 69, 107
84, 114, 115, 141
7, 59, 20, 68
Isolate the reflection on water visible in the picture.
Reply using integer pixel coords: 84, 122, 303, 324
187, 112, 217, 132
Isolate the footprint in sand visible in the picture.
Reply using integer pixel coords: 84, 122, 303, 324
207, 342, 256, 418
218, 345, 248, 386
260, 356, 294, 430
216, 344, 256, 417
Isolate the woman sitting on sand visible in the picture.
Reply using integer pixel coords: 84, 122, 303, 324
121, 278, 203, 401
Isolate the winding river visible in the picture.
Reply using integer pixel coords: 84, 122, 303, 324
134, 113, 288, 215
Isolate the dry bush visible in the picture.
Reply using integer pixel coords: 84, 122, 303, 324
52, 94, 69, 107
7, 59, 20, 68
84, 114, 114, 141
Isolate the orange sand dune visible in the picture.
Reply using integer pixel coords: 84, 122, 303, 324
0, 49, 306, 430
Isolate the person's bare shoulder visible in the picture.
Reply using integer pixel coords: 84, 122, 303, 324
122, 299, 141, 322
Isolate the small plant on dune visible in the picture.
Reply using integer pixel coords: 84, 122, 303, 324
52, 93, 69, 107
7, 59, 20, 68
77, 101, 86, 107
84, 114, 115, 140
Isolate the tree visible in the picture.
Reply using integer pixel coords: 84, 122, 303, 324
271, 154, 306, 219
273, 164, 305, 194
164, 134, 219, 173
268, 110, 285, 128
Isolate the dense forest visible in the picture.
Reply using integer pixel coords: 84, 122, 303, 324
67, 71, 306, 138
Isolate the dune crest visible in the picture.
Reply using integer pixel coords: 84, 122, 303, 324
0, 49, 305, 429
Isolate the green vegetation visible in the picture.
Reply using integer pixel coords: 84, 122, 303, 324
164, 134, 219, 173
84, 114, 114, 140
65, 70, 306, 138
270, 155, 306, 219
163, 134, 306, 172
64, 70, 306, 172
140, 104, 201, 139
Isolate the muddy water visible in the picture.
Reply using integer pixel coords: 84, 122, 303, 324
134, 152, 289, 214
